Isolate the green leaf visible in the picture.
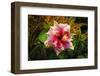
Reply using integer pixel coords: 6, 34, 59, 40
46, 47, 58, 59
58, 49, 75, 59
58, 51, 66, 59
38, 30, 47, 43
29, 45, 48, 60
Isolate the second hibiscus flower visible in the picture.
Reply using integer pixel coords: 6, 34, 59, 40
44, 21, 74, 55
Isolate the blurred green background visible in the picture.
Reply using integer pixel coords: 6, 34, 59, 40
28, 15, 88, 60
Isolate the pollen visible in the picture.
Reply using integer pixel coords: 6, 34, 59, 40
62, 34, 68, 42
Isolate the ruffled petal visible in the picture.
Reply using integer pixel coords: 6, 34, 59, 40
44, 21, 74, 55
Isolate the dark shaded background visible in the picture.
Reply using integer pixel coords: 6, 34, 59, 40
28, 15, 88, 61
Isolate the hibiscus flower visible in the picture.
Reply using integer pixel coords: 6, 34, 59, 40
44, 21, 74, 55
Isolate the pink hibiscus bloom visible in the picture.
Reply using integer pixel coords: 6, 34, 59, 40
44, 21, 74, 55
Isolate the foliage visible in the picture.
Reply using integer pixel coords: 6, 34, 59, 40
28, 15, 88, 60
